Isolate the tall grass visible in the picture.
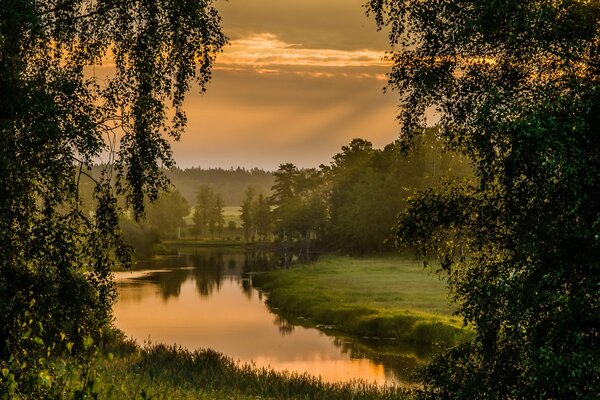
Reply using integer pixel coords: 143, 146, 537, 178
95, 342, 410, 399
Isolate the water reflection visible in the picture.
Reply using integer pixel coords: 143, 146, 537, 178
113, 248, 432, 385
118, 249, 282, 301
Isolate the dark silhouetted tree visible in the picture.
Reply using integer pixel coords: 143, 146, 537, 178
192, 185, 224, 238
270, 165, 327, 257
369, 0, 600, 397
0, 0, 224, 395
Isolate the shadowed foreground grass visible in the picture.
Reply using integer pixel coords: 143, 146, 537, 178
94, 342, 410, 399
253, 256, 469, 346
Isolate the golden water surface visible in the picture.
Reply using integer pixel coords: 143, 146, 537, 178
112, 250, 422, 385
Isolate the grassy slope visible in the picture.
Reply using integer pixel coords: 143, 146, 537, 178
253, 256, 468, 346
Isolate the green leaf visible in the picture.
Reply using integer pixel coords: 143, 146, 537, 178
83, 335, 93, 350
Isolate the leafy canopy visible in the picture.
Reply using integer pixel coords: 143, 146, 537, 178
368, 0, 600, 398
0, 0, 225, 393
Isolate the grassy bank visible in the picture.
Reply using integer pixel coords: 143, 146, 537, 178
253, 256, 469, 346
49, 341, 409, 399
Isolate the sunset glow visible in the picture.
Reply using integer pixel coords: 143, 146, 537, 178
172, 0, 399, 170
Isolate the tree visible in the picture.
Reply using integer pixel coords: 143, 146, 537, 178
368, 0, 599, 397
228, 220, 237, 231
270, 164, 301, 240
255, 194, 272, 242
240, 186, 256, 242
193, 184, 215, 237
213, 193, 225, 238
0, 0, 224, 395
270, 164, 327, 258
146, 189, 190, 239
323, 134, 469, 253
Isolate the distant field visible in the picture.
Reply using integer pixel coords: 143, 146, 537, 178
183, 206, 241, 228
253, 256, 469, 346
223, 206, 242, 226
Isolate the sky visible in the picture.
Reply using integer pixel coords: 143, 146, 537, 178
171, 0, 400, 170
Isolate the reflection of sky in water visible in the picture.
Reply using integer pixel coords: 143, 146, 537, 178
113, 250, 427, 385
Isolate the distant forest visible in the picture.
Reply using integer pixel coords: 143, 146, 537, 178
79, 165, 274, 208
165, 167, 273, 206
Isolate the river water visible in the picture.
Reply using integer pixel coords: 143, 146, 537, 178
112, 247, 432, 386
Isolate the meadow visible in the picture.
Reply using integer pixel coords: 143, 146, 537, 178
253, 256, 469, 346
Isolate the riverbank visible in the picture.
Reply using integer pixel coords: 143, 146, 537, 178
252, 256, 469, 346
66, 339, 409, 399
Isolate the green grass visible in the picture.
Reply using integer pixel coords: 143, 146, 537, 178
82, 342, 410, 399
253, 255, 469, 346
223, 206, 242, 226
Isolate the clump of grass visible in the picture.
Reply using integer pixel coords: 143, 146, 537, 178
253, 255, 470, 347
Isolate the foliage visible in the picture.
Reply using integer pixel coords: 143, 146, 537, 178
368, 0, 600, 397
0, 0, 224, 396
193, 185, 210, 237
192, 184, 225, 238
254, 194, 272, 241
270, 164, 327, 247
119, 216, 161, 259
240, 186, 258, 242
325, 135, 469, 252
266, 135, 469, 253
3, 330, 412, 399
213, 193, 225, 237
119, 189, 189, 257
146, 189, 190, 240
0, 313, 120, 399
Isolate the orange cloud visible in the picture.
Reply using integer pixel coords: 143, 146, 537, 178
216, 33, 390, 74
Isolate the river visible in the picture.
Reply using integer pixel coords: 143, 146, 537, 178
112, 247, 433, 386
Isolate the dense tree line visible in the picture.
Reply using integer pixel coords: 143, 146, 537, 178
120, 183, 230, 253
82, 165, 274, 208
240, 187, 272, 243
243, 132, 471, 253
